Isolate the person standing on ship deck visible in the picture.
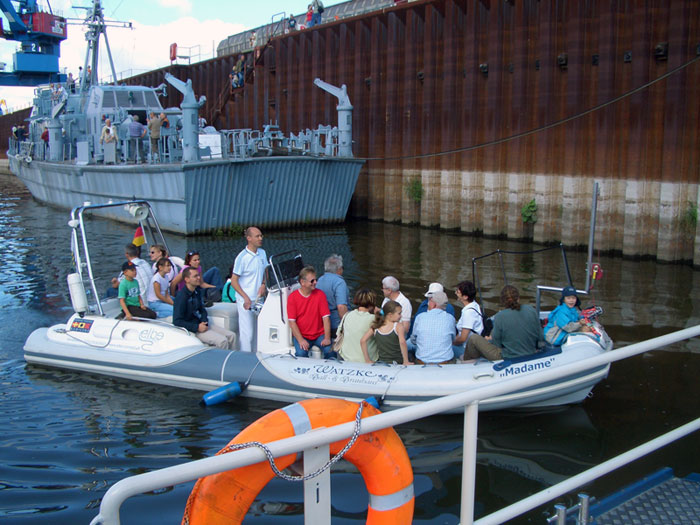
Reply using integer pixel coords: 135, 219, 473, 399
127, 115, 147, 163
231, 227, 268, 352
147, 112, 163, 163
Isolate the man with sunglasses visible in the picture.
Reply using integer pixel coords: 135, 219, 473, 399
287, 266, 333, 358
232, 226, 268, 352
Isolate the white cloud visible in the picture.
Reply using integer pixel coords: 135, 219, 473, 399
156, 0, 192, 14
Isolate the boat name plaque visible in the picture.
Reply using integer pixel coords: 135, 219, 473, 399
498, 357, 555, 378
292, 364, 393, 385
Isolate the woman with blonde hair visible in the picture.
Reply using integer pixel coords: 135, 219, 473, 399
337, 288, 377, 362
360, 300, 411, 365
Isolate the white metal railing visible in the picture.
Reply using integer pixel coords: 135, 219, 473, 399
90, 324, 700, 525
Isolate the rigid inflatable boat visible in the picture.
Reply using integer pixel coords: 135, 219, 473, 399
23, 200, 613, 413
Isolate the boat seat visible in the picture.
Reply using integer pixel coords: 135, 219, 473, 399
206, 301, 239, 331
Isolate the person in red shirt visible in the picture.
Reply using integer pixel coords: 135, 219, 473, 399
287, 265, 333, 358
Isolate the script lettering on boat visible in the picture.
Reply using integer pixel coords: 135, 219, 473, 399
139, 328, 165, 350
291, 364, 393, 385
498, 358, 555, 378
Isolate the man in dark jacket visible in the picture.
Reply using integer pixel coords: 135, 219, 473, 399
173, 268, 235, 349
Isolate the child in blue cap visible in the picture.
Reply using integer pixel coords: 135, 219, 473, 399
543, 286, 591, 345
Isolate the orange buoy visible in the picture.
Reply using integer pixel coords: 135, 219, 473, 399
182, 398, 414, 524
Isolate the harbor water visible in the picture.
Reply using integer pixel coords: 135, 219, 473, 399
1, 173, 699, 524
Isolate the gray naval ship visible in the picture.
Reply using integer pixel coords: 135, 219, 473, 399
7, 0, 363, 234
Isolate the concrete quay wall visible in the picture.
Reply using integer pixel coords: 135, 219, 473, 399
374, 167, 700, 264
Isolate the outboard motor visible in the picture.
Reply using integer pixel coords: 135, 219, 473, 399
67, 273, 88, 317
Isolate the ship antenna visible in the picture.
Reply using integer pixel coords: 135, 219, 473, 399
68, 0, 133, 89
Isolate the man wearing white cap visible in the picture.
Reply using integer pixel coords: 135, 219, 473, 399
411, 291, 457, 364
407, 282, 456, 339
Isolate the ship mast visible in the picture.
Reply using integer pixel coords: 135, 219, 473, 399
70, 0, 132, 90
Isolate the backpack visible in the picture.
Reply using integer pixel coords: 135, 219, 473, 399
467, 302, 493, 337
317, 1, 324, 13
481, 316, 493, 337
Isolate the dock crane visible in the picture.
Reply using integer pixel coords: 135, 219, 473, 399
0, 0, 67, 86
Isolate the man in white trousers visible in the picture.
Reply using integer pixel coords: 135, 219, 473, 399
231, 227, 267, 352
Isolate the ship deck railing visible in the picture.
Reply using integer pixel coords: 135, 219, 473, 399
83, 326, 700, 524
9, 125, 344, 164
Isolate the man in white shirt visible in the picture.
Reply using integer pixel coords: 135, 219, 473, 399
124, 243, 152, 303
380, 275, 412, 333
231, 227, 267, 352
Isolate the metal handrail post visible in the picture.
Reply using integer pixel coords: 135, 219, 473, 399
474, 416, 700, 525
585, 183, 599, 292
460, 401, 479, 525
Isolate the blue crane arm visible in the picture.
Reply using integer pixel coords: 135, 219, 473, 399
0, 0, 33, 35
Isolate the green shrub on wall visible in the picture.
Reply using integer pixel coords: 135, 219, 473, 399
521, 199, 538, 224
406, 177, 423, 203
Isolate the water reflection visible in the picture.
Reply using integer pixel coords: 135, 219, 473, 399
2, 175, 700, 523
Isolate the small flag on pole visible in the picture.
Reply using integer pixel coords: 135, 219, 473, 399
133, 226, 146, 247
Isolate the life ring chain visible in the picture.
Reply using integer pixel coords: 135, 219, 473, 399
221, 402, 365, 482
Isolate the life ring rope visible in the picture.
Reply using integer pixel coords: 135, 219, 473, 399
220, 401, 365, 482
182, 398, 414, 524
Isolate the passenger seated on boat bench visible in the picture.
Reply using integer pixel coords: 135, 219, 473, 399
411, 291, 457, 365
287, 266, 334, 358
117, 262, 156, 320
543, 286, 591, 345
173, 268, 235, 350
147, 258, 175, 318
452, 280, 484, 359
104, 276, 119, 299
170, 251, 222, 299
123, 243, 152, 304
381, 276, 412, 333
406, 282, 456, 355
316, 254, 349, 338
464, 285, 544, 362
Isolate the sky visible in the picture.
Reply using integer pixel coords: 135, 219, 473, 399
0, 0, 345, 111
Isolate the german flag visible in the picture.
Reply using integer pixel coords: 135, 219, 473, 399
133, 226, 146, 247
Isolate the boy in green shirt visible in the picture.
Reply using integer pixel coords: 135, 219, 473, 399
118, 261, 156, 320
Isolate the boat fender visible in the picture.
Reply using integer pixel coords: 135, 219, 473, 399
201, 381, 245, 406
182, 398, 414, 525
364, 396, 381, 409
67, 272, 88, 316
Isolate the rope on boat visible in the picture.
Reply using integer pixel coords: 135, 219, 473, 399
378, 363, 409, 406
220, 402, 365, 482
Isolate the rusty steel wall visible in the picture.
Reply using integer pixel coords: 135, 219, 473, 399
2, 0, 699, 261
0, 108, 32, 160
218, 0, 699, 261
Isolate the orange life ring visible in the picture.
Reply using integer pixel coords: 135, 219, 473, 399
182, 399, 414, 524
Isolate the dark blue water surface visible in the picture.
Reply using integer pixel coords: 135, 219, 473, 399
1, 174, 699, 524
